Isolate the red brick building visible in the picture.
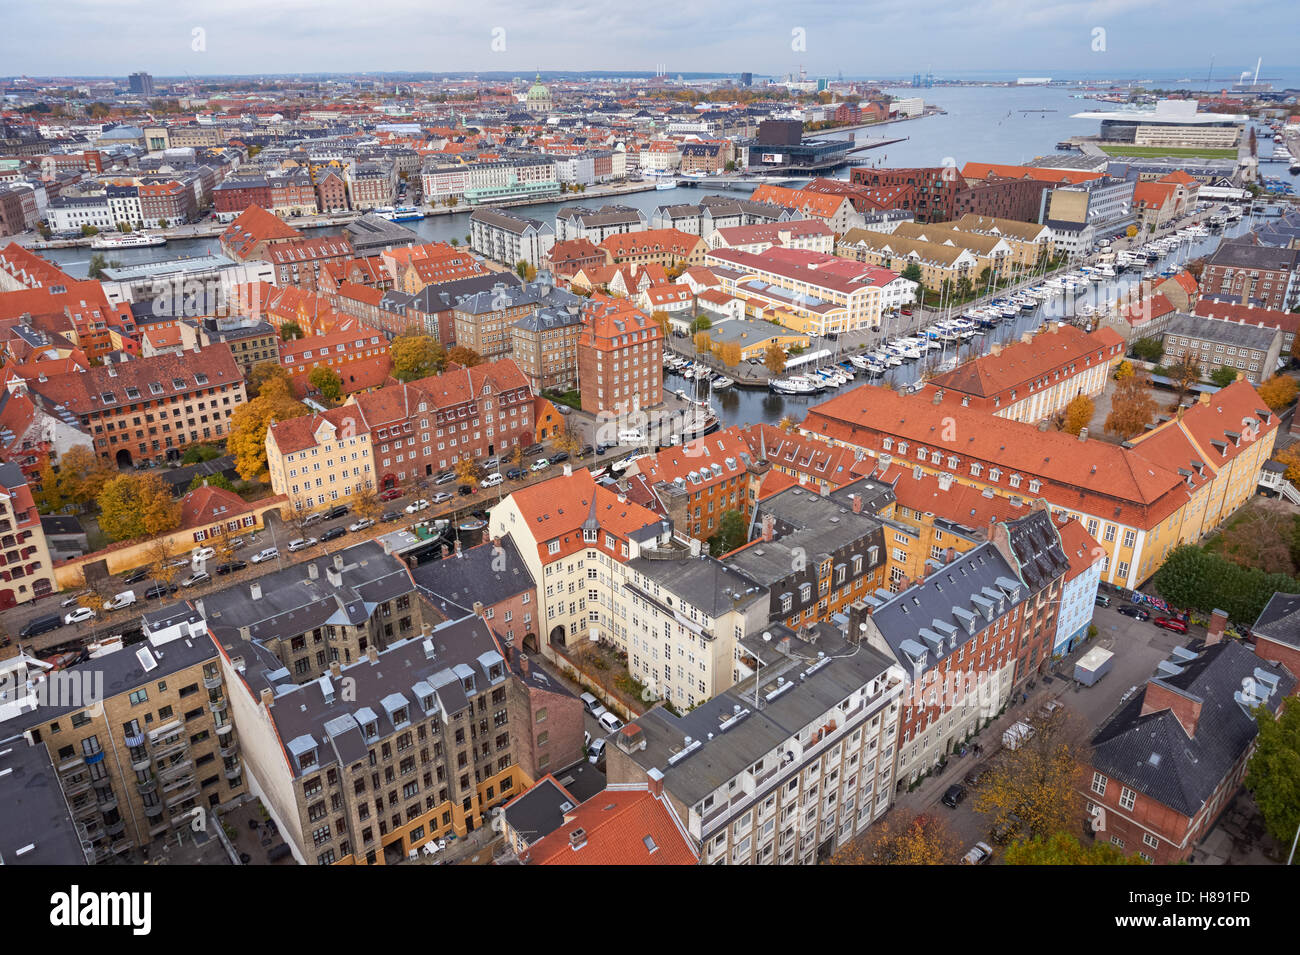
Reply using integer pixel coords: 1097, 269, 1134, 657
315, 169, 348, 213
139, 180, 197, 225
576, 298, 663, 417
546, 238, 605, 279
1083, 636, 1293, 864
265, 235, 356, 290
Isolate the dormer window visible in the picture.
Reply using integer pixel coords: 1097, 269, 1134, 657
988, 468, 1001, 482
149, 382, 163, 394
583, 528, 597, 542
363, 721, 378, 741
172, 378, 186, 390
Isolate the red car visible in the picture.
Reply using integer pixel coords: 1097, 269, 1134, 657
379, 488, 402, 501
1153, 617, 1188, 634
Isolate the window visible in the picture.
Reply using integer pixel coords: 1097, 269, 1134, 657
1119, 787, 1136, 811
1143, 832, 1159, 850
1091, 772, 1107, 797
129, 689, 148, 705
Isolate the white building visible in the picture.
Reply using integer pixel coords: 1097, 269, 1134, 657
469, 208, 555, 268
46, 195, 113, 232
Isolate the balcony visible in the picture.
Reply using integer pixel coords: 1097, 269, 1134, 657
57, 755, 86, 774
223, 759, 242, 781
215, 721, 234, 737
164, 785, 199, 809
209, 696, 228, 715
203, 673, 223, 690
159, 759, 193, 784
151, 738, 189, 762
143, 801, 164, 818
71, 799, 99, 820
131, 753, 152, 773
104, 819, 126, 838
123, 732, 146, 749
62, 776, 93, 798
136, 774, 158, 796
111, 839, 133, 856
95, 791, 119, 813
219, 738, 240, 759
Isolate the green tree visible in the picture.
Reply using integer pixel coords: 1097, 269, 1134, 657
181, 443, 222, 465
279, 321, 304, 342
87, 253, 110, 279
188, 473, 235, 493
708, 510, 748, 556
309, 365, 343, 403
690, 315, 713, 333
1005, 833, 1146, 865
1210, 365, 1239, 388
900, 263, 923, 284
1245, 704, 1300, 845
390, 334, 446, 381
80, 224, 99, 237
1130, 337, 1163, 363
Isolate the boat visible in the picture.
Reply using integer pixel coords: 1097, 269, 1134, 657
458, 518, 487, 532
90, 232, 166, 249
769, 375, 823, 395
655, 181, 678, 191
710, 375, 734, 390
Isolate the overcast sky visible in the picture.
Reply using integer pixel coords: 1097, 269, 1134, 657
2, 0, 1293, 81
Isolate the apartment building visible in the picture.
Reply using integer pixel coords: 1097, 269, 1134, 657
555, 204, 646, 243
949, 213, 1057, 268
509, 302, 585, 393
410, 537, 537, 648
836, 228, 980, 291
1160, 312, 1283, 386
27, 344, 247, 467
47, 195, 114, 232
222, 612, 520, 864
726, 481, 890, 631
469, 208, 555, 268
921, 324, 1126, 423
604, 619, 906, 865
138, 180, 196, 227
1054, 516, 1104, 656
802, 381, 1278, 589
1083, 636, 1292, 864
0, 461, 57, 606
748, 184, 862, 234
706, 246, 910, 336
178, 314, 279, 379
204, 540, 424, 684
0, 606, 246, 864
600, 229, 708, 269
576, 297, 664, 417
1200, 240, 1300, 312
705, 219, 835, 255
625, 430, 762, 542
219, 205, 302, 261
278, 327, 391, 394
544, 238, 605, 279
347, 161, 398, 210
264, 235, 356, 291
452, 280, 582, 361
1192, 300, 1299, 356
266, 405, 375, 512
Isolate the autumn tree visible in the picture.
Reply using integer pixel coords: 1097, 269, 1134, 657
1005, 833, 1146, 865
210, 525, 239, 566
279, 321, 304, 341
650, 310, 671, 339
309, 365, 343, 404
1163, 355, 1202, 407
351, 485, 383, 522
973, 705, 1085, 843
1104, 369, 1157, 439
228, 375, 310, 480
718, 342, 743, 367
777, 415, 797, 432
1062, 395, 1094, 435
1216, 505, 1296, 575
764, 342, 786, 376
147, 538, 183, 591
1257, 374, 1299, 411
1113, 360, 1134, 381
248, 362, 291, 398
97, 472, 182, 542
507, 444, 526, 469
38, 445, 116, 512
1274, 444, 1300, 483
454, 457, 483, 487
1244, 703, 1300, 845
831, 810, 960, 865
446, 345, 484, 368
693, 331, 713, 355
390, 334, 446, 382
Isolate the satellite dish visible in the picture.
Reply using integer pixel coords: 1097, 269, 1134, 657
762, 631, 771, 642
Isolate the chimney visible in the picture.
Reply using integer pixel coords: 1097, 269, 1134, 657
472, 600, 484, 617
250, 581, 261, 600
937, 472, 954, 492
1037, 420, 1050, 431
333, 554, 344, 571
329, 660, 342, 678
569, 827, 588, 850
519, 654, 530, 677
260, 688, 274, 708
945, 546, 956, 563
1140, 681, 1202, 739
307, 562, 319, 580
367, 646, 379, 665
761, 513, 775, 542
1078, 427, 1088, 442
454, 539, 462, 556
1205, 608, 1228, 645
646, 766, 664, 799
851, 493, 862, 515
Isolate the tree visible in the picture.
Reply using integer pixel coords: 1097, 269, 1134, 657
1130, 337, 1164, 363
1005, 833, 1146, 865
507, 444, 525, 469
446, 345, 483, 369
81, 224, 100, 238
454, 457, 483, 487
1062, 395, 1094, 435
188, 473, 236, 494
693, 331, 713, 355
97, 472, 182, 542
1164, 356, 1202, 406
1258, 374, 1298, 411
515, 259, 529, 279
650, 310, 671, 338
764, 342, 786, 376
351, 485, 383, 522
708, 510, 747, 556
228, 376, 310, 480
279, 321, 304, 341
210, 525, 239, 566
1244, 703, 1300, 845
1210, 365, 1239, 388
1104, 369, 1157, 439
831, 810, 961, 865
1217, 505, 1296, 575
1274, 444, 1300, 483
1113, 360, 1134, 381
900, 263, 923, 284
718, 342, 743, 367
973, 706, 1085, 843
553, 421, 583, 457
147, 538, 183, 591
777, 415, 797, 432
248, 362, 291, 398
690, 315, 712, 333
309, 366, 343, 403
87, 252, 110, 278
391, 334, 447, 381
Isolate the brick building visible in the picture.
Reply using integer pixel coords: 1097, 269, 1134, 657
0, 461, 56, 606
576, 298, 664, 417
1199, 239, 1300, 312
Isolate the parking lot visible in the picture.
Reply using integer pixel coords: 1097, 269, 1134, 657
891, 601, 1201, 859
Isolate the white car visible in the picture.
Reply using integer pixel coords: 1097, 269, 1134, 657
287, 538, 317, 553
480, 473, 504, 488
180, 571, 211, 588
192, 547, 216, 562
104, 590, 137, 611
347, 518, 375, 533
405, 499, 431, 513
961, 842, 993, 865
530, 459, 549, 472
597, 711, 624, 734
64, 607, 97, 625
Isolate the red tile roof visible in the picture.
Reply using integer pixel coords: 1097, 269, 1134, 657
525, 788, 697, 866
180, 484, 253, 530
507, 467, 663, 564
923, 325, 1124, 402
961, 162, 1104, 185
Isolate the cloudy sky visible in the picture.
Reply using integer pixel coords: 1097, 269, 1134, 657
2, 0, 1293, 81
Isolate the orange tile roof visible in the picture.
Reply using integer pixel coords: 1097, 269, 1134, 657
180, 484, 252, 529
632, 431, 751, 489
600, 229, 702, 260
924, 325, 1124, 401
748, 184, 850, 220
525, 788, 697, 866
880, 462, 1024, 528
267, 405, 356, 455
507, 467, 663, 564
1055, 515, 1104, 583
220, 205, 301, 258
960, 162, 1104, 185
1192, 300, 1300, 334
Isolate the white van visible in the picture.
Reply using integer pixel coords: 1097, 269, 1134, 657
105, 590, 137, 611
618, 428, 645, 444
480, 472, 504, 488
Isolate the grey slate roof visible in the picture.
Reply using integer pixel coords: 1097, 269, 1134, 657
502, 776, 576, 846
404, 271, 523, 315
512, 303, 584, 333
0, 736, 87, 865
410, 538, 535, 616
1163, 312, 1281, 352
453, 281, 579, 316
1003, 509, 1070, 592
1251, 592, 1300, 651
1090, 640, 1293, 817
625, 553, 766, 619
1206, 238, 1300, 272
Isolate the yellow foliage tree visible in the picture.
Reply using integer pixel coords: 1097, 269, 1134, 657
973, 707, 1085, 843
1113, 360, 1133, 381
764, 341, 787, 376
718, 342, 743, 367
390, 334, 447, 382
228, 376, 310, 481
1274, 444, 1300, 483
351, 485, 383, 522
693, 331, 713, 355
1257, 374, 1298, 411
97, 472, 182, 542
1104, 369, 1157, 439
454, 457, 483, 487
1062, 395, 1094, 435
831, 810, 961, 865
147, 538, 183, 589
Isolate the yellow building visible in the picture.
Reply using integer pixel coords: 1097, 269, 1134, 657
266, 406, 375, 513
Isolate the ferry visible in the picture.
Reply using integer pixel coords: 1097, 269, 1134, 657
90, 232, 166, 250
655, 180, 678, 191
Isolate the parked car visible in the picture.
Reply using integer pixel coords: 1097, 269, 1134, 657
215, 560, 247, 575
482, 457, 499, 471
192, 546, 216, 562
21, 614, 64, 637
180, 570, 210, 588
287, 538, 317, 553
597, 711, 623, 734
122, 568, 149, 585
580, 692, 604, 714
941, 784, 966, 808
379, 488, 403, 501
302, 512, 326, 527
64, 607, 97, 625
549, 452, 569, 465
580, 444, 593, 457
144, 583, 178, 600
347, 518, 375, 533
1094, 593, 1111, 608
104, 590, 137, 611
530, 459, 549, 472
430, 492, 453, 504
1118, 606, 1151, 621
1154, 616, 1188, 634
595, 444, 606, 456
250, 547, 279, 564
991, 814, 1024, 846
523, 443, 544, 457
457, 484, 475, 496
405, 499, 431, 513
480, 473, 504, 488
325, 505, 349, 521
587, 738, 607, 765
381, 510, 401, 523
435, 471, 457, 485
961, 842, 994, 865
320, 526, 347, 542
60, 593, 86, 608
505, 468, 525, 481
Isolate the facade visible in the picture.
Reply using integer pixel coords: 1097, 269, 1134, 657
625, 430, 761, 542
1160, 312, 1283, 386
576, 298, 664, 417
1200, 240, 1300, 312
1192, 300, 1299, 356
600, 229, 708, 269
509, 302, 585, 393
452, 280, 582, 361
469, 208, 555, 268
0, 462, 56, 606
266, 407, 375, 513
705, 219, 836, 255
1053, 516, 1104, 656
178, 314, 279, 379
555, 205, 646, 244
1083, 637, 1292, 864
